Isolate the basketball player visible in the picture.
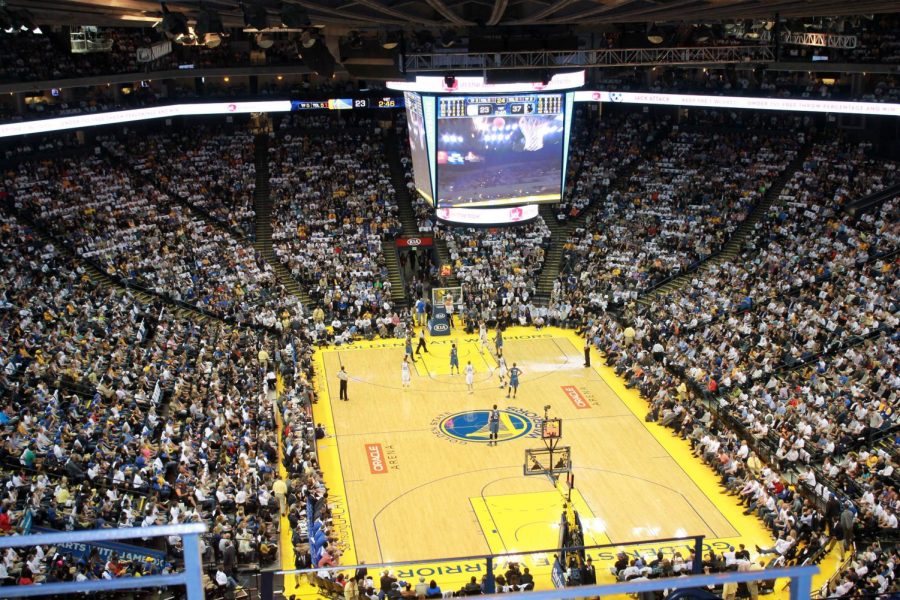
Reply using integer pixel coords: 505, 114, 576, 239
465, 361, 475, 394
507, 363, 522, 399
488, 404, 500, 446
401, 356, 411, 388
498, 354, 508, 389
443, 293, 455, 329
449, 343, 460, 374
479, 322, 489, 355
405, 335, 415, 362
494, 329, 504, 356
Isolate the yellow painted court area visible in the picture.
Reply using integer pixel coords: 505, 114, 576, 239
471, 487, 612, 555
281, 326, 842, 598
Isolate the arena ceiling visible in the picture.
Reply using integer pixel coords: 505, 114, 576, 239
5, 0, 900, 30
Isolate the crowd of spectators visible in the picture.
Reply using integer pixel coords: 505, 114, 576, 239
269, 119, 402, 334
436, 218, 551, 326
845, 15, 900, 64
0, 210, 314, 589
0, 99, 896, 596
107, 126, 258, 238
6, 153, 301, 327
559, 114, 806, 302
565, 135, 898, 572
820, 543, 899, 597
556, 111, 667, 219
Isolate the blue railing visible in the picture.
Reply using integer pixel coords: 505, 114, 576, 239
506, 566, 819, 600
286, 565, 819, 600
0, 522, 207, 599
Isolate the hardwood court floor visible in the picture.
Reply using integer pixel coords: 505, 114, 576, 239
281, 327, 839, 597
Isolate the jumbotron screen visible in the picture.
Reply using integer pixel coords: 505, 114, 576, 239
403, 92, 435, 205
436, 93, 567, 208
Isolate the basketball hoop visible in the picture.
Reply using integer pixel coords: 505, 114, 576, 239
518, 116, 547, 151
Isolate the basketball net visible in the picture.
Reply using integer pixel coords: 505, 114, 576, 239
518, 116, 546, 151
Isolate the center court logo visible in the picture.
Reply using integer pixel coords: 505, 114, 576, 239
435, 408, 539, 444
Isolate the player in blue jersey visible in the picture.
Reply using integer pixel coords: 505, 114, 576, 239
449, 343, 460, 374
506, 363, 522, 399
405, 335, 415, 362
488, 404, 500, 446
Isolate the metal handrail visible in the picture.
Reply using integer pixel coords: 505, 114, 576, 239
0, 523, 207, 599
490, 565, 819, 600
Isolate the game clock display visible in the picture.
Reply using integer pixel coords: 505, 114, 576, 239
439, 95, 563, 119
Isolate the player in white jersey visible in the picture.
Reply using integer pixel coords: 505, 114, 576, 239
401, 356, 411, 388
479, 322, 489, 354
498, 355, 508, 388
465, 361, 475, 394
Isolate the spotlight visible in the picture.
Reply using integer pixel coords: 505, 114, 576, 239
13, 9, 39, 33
242, 2, 269, 30
281, 3, 310, 28
646, 23, 664, 44
694, 24, 712, 43
298, 32, 335, 77
255, 32, 274, 49
440, 29, 457, 48
160, 3, 189, 39
194, 7, 225, 47
300, 28, 318, 48
382, 31, 401, 50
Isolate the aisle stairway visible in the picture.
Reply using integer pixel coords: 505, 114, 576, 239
637, 141, 815, 305
385, 129, 420, 237
534, 205, 575, 300
383, 129, 414, 306
383, 244, 408, 307
252, 134, 312, 308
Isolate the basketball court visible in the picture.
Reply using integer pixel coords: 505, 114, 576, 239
281, 326, 832, 597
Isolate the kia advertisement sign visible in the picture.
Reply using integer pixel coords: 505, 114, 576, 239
396, 236, 434, 247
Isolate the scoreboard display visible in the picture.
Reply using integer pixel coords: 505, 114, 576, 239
439, 95, 564, 119
435, 92, 570, 208
290, 97, 403, 111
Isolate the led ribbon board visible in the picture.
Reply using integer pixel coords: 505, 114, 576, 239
573, 90, 900, 116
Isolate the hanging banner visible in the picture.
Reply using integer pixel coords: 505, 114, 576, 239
31, 526, 168, 565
